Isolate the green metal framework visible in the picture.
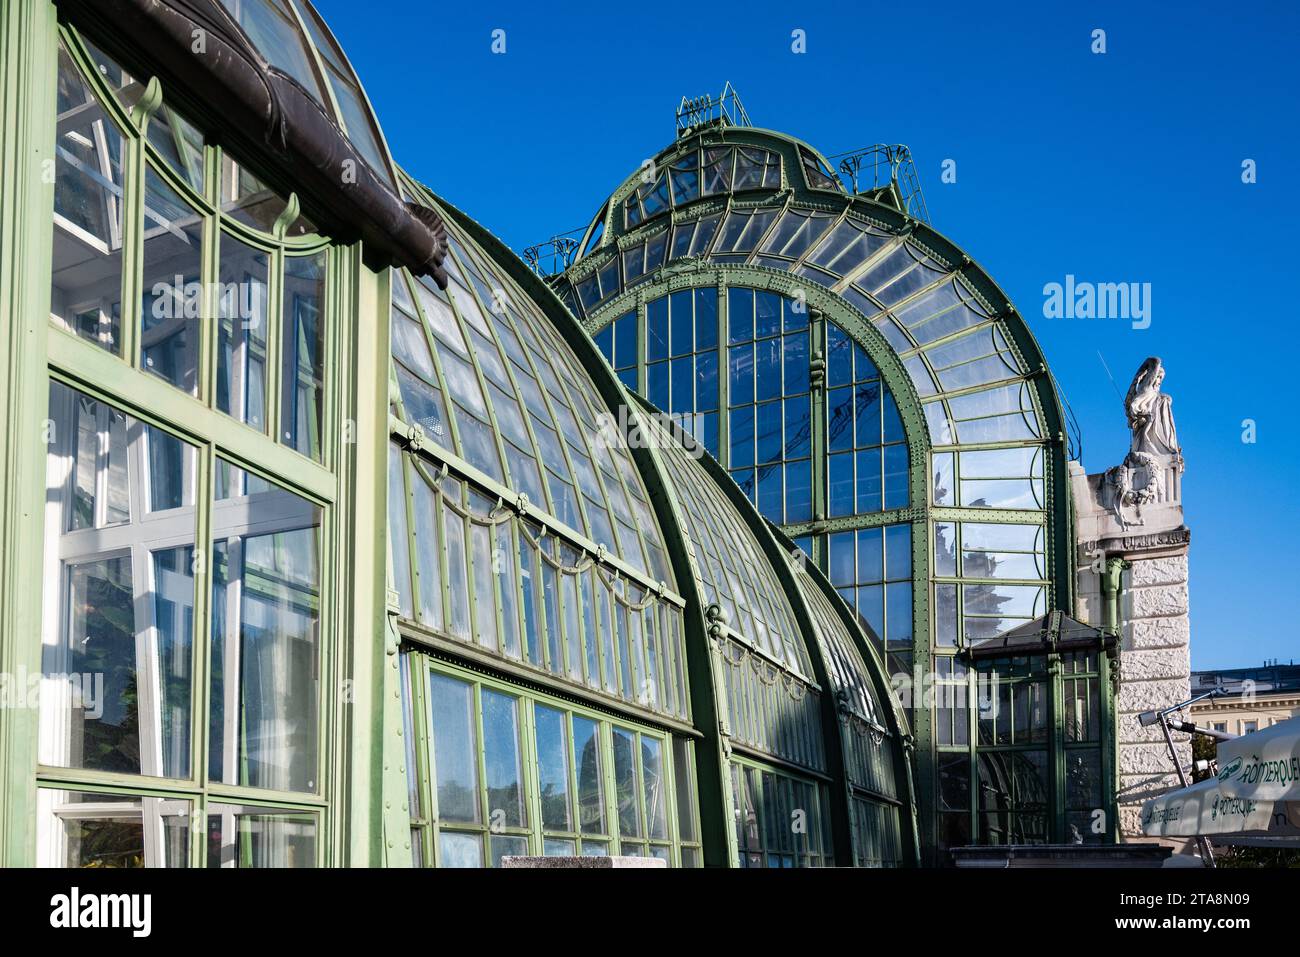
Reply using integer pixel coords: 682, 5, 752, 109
555, 116, 1117, 860
0, 5, 397, 865
0, 0, 1027, 871
381, 173, 918, 867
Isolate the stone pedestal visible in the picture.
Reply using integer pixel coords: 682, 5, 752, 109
1071, 462, 1193, 851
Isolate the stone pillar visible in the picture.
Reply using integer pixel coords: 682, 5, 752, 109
1074, 486, 1193, 846
1069, 357, 1193, 851
1114, 537, 1192, 843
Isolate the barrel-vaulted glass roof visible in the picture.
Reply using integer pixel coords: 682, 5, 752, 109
637, 405, 827, 773
385, 168, 911, 797
217, 0, 396, 186
389, 188, 674, 590
645, 408, 810, 679
387, 175, 695, 725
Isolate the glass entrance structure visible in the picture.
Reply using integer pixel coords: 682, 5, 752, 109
551, 100, 1118, 859
0, 1, 918, 867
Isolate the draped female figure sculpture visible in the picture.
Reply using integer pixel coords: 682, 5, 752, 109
1124, 357, 1180, 459
1102, 357, 1181, 529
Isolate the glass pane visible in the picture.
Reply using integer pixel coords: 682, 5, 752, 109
573, 715, 605, 835
482, 689, 526, 828
444, 502, 470, 638
613, 727, 641, 838
51, 43, 125, 354
41, 383, 197, 779
281, 253, 326, 459
386, 446, 413, 618
489, 834, 529, 868
220, 153, 281, 233
206, 804, 316, 867
38, 789, 190, 868
140, 167, 203, 393
216, 232, 270, 430
673, 738, 697, 842
471, 522, 498, 651
641, 736, 668, 840
543, 838, 575, 856
411, 469, 442, 629
428, 672, 479, 823
535, 705, 572, 832
209, 463, 321, 792
438, 830, 483, 868
145, 101, 206, 194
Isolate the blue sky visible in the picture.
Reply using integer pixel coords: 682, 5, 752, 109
318, 0, 1299, 670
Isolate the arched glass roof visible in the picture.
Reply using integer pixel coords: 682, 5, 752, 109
373, 142, 920, 852
637, 406, 828, 773
558, 123, 1064, 674
559, 191, 1042, 454
389, 186, 674, 589
217, 0, 396, 186
645, 410, 811, 678
793, 560, 900, 801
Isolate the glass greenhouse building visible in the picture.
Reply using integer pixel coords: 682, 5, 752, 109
0, 0, 1117, 868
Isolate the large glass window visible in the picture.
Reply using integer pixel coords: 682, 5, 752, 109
216, 232, 271, 431
41, 381, 198, 779
826, 323, 908, 516
408, 660, 693, 866
932, 446, 1045, 510
829, 524, 914, 678
392, 248, 677, 578
52, 29, 331, 465
206, 804, 317, 868
140, 166, 203, 394
726, 288, 809, 524
210, 461, 322, 793
37, 28, 341, 869
970, 657, 1051, 846
730, 758, 831, 868
592, 283, 913, 529
389, 449, 690, 722
933, 520, 1047, 646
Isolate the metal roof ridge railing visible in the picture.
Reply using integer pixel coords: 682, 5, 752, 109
675, 82, 751, 137
831, 144, 932, 224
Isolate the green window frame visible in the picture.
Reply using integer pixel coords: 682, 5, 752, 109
403, 655, 699, 867
50, 26, 336, 469
33, 22, 347, 869
36, 378, 333, 867
728, 755, 831, 868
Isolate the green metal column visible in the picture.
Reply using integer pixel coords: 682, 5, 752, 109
339, 256, 394, 865
808, 308, 826, 525
1101, 557, 1126, 841
0, 0, 57, 868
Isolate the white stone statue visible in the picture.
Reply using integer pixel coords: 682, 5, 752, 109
1101, 357, 1182, 530
1124, 356, 1181, 459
